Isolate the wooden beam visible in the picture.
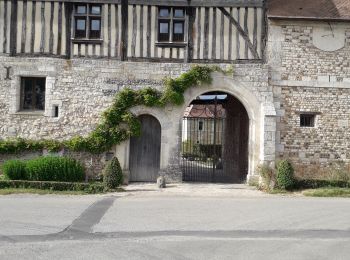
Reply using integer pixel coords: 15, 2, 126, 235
186, 6, 195, 63
228, 7, 232, 60
108, 4, 111, 58
9, 0, 18, 56
253, 7, 257, 52
203, 7, 209, 59
131, 5, 136, 57
64, 2, 72, 58
21, 0, 27, 53
139, 5, 143, 57
218, 6, 259, 59
115, 4, 119, 58
220, 8, 224, 60
40, 1, 45, 53
120, 0, 128, 60
49, 2, 54, 54
196, 7, 201, 59
146, 5, 151, 58
261, 1, 267, 62
3, 0, 8, 53
211, 7, 216, 59
244, 7, 248, 58
57, 2, 62, 55
30, 1, 36, 53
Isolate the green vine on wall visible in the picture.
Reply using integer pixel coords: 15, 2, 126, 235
0, 65, 228, 155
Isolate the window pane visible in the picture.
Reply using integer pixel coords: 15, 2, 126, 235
76, 19, 86, 30
159, 22, 169, 33
91, 19, 100, 31
174, 22, 183, 34
77, 5, 86, 14
90, 6, 101, 15
90, 19, 101, 38
174, 9, 185, 18
173, 21, 184, 42
22, 79, 33, 110
159, 8, 170, 17
21, 78, 46, 111
35, 79, 46, 110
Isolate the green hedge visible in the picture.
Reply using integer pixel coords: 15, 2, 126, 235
2, 156, 85, 182
0, 180, 104, 194
25, 156, 84, 182
296, 179, 350, 189
2, 160, 27, 180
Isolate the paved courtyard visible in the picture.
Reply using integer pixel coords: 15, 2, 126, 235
0, 184, 350, 259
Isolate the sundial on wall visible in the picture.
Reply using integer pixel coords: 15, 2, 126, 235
312, 23, 346, 51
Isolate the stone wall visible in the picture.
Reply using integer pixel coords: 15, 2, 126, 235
277, 86, 350, 178
268, 19, 350, 178
0, 55, 274, 182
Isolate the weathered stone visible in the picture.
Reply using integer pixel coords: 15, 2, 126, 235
157, 176, 166, 189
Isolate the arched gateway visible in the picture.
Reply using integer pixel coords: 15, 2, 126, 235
119, 73, 275, 184
181, 91, 249, 183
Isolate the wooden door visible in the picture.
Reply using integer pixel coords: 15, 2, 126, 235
129, 115, 161, 182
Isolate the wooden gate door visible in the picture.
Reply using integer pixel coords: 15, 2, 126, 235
129, 115, 161, 182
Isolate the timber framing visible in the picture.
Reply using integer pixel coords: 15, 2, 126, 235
20, 0, 264, 8
2, 0, 265, 62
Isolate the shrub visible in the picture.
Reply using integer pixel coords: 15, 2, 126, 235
103, 157, 123, 190
296, 179, 350, 189
276, 160, 295, 190
328, 161, 350, 182
257, 163, 275, 190
25, 156, 85, 182
0, 180, 104, 194
2, 160, 27, 180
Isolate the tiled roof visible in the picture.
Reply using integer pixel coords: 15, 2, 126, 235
267, 0, 350, 21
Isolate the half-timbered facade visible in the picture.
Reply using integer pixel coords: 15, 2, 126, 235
0, 0, 265, 61
1, 0, 350, 183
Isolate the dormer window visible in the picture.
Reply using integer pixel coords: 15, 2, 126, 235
74, 4, 102, 39
158, 7, 185, 43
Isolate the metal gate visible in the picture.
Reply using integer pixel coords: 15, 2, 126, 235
181, 94, 236, 183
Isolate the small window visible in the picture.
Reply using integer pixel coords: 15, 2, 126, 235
158, 7, 185, 43
300, 114, 315, 127
198, 121, 204, 131
20, 77, 46, 111
53, 105, 59, 118
74, 4, 102, 39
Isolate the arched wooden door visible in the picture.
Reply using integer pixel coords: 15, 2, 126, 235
129, 115, 161, 182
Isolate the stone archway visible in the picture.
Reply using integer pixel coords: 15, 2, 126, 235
177, 72, 275, 182
116, 72, 276, 184
181, 91, 249, 183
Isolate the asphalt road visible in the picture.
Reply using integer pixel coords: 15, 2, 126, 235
0, 184, 350, 260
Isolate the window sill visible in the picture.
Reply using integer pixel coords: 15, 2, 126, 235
11, 111, 45, 116
155, 42, 187, 48
72, 38, 103, 44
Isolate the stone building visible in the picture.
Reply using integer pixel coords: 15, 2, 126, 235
0, 0, 349, 183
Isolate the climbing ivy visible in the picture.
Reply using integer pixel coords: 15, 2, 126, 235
0, 65, 225, 154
